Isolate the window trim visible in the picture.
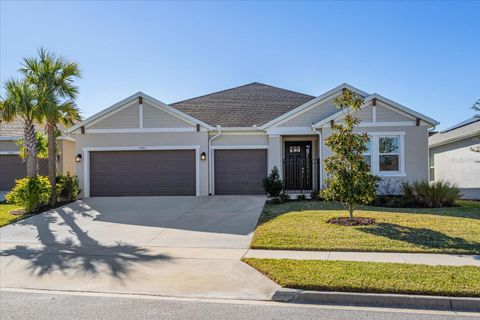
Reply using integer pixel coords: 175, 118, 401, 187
364, 132, 406, 177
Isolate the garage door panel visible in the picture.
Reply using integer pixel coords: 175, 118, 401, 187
214, 149, 267, 195
0, 155, 48, 191
90, 150, 196, 196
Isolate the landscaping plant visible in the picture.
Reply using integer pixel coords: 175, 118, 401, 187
321, 89, 378, 221
263, 166, 283, 197
56, 173, 81, 202
5, 176, 52, 213
402, 180, 460, 208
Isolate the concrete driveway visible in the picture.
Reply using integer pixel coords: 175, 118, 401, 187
0, 196, 279, 300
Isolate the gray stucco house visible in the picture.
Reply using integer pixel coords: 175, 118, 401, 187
429, 117, 480, 199
65, 82, 437, 198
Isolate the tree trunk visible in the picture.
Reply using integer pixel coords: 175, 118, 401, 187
348, 204, 354, 220
47, 123, 57, 206
24, 120, 38, 178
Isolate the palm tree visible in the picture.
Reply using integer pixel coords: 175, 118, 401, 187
0, 79, 43, 177
21, 48, 81, 205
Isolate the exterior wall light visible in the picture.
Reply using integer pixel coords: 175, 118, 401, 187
75, 154, 82, 162
200, 152, 207, 161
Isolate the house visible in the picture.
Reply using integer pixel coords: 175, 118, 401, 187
0, 118, 76, 196
429, 117, 480, 200
67, 82, 437, 198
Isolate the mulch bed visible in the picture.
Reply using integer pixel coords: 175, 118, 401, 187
327, 217, 376, 226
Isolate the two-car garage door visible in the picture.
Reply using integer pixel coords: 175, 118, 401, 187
88, 149, 267, 196
89, 150, 196, 196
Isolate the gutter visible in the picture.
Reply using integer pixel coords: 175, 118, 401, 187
311, 125, 323, 190
208, 125, 222, 195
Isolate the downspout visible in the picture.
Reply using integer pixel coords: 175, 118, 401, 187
311, 125, 322, 190
208, 125, 222, 195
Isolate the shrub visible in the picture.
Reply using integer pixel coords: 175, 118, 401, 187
279, 192, 290, 202
6, 176, 52, 213
297, 194, 307, 201
402, 180, 460, 208
263, 166, 283, 197
56, 173, 81, 202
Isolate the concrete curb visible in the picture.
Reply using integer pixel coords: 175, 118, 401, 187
272, 289, 480, 312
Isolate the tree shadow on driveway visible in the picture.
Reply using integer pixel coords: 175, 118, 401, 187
1, 207, 170, 279
359, 223, 480, 254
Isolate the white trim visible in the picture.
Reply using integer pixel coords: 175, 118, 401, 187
219, 127, 263, 132
0, 151, 20, 155
67, 91, 214, 133
209, 131, 266, 136
372, 106, 377, 122
211, 145, 269, 150
266, 127, 318, 135
57, 136, 76, 142
139, 103, 144, 128
260, 83, 369, 130
82, 145, 201, 197
85, 128, 197, 134
363, 131, 406, 136
355, 121, 416, 127
0, 136, 22, 141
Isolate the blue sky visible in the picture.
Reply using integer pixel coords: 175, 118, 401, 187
1, 1, 479, 130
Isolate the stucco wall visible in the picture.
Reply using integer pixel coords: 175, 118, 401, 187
73, 131, 209, 197
322, 125, 429, 193
430, 137, 480, 199
60, 139, 76, 175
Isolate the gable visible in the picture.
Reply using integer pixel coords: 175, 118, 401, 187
375, 102, 412, 122
143, 102, 193, 128
278, 97, 339, 127
89, 103, 139, 129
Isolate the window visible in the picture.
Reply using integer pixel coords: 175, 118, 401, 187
379, 136, 399, 172
429, 153, 435, 181
363, 139, 371, 169
361, 133, 404, 176
289, 146, 301, 153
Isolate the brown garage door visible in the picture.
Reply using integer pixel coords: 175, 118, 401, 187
0, 155, 48, 191
214, 149, 267, 195
90, 150, 196, 196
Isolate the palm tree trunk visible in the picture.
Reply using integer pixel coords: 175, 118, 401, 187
47, 123, 57, 206
24, 120, 38, 177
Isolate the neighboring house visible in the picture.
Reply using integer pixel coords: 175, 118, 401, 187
429, 117, 480, 200
67, 82, 437, 198
0, 118, 76, 195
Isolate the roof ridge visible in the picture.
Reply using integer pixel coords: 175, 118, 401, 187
170, 82, 314, 106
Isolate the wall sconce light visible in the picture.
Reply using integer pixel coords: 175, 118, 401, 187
75, 154, 82, 162
200, 152, 207, 161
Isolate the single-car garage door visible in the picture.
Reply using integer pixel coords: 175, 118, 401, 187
0, 155, 47, 191
214, 149, 267, 195
90, 150, 196, 196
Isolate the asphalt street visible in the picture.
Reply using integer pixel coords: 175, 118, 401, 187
1, 290, 478, 320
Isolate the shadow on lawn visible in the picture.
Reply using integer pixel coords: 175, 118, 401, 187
0, 206, 170, 279
360, 223, 480, 253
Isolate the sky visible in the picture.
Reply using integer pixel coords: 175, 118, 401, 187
1, 1, 479, 130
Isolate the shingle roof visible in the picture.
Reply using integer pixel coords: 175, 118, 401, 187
0, 118, 68, 139
170, 82, 315, 127
429, 117, 480, 147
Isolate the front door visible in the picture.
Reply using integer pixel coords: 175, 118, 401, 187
284, 141, 313, 191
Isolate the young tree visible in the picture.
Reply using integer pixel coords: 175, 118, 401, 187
0, 79, 43, 177
321, 89, 378, 220
17, 132, 48, 172
21, 48, 81, 205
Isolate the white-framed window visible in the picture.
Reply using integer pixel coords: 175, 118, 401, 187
429, 153, 435, 181
363, 132, 405, 176
363, 139, 372, 169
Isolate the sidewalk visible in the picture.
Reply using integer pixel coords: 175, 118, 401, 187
244, 249, 480, 266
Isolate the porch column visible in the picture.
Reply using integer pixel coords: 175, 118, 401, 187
268, 134, 283, 178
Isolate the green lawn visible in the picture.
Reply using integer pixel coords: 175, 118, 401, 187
0, 203, 27, 227
251, 200, 480, 254
244, 258, 480, 297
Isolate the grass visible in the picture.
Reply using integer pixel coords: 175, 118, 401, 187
251, 200, 480, 254
0, 203, 27, 227
243, 258, 480, 297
